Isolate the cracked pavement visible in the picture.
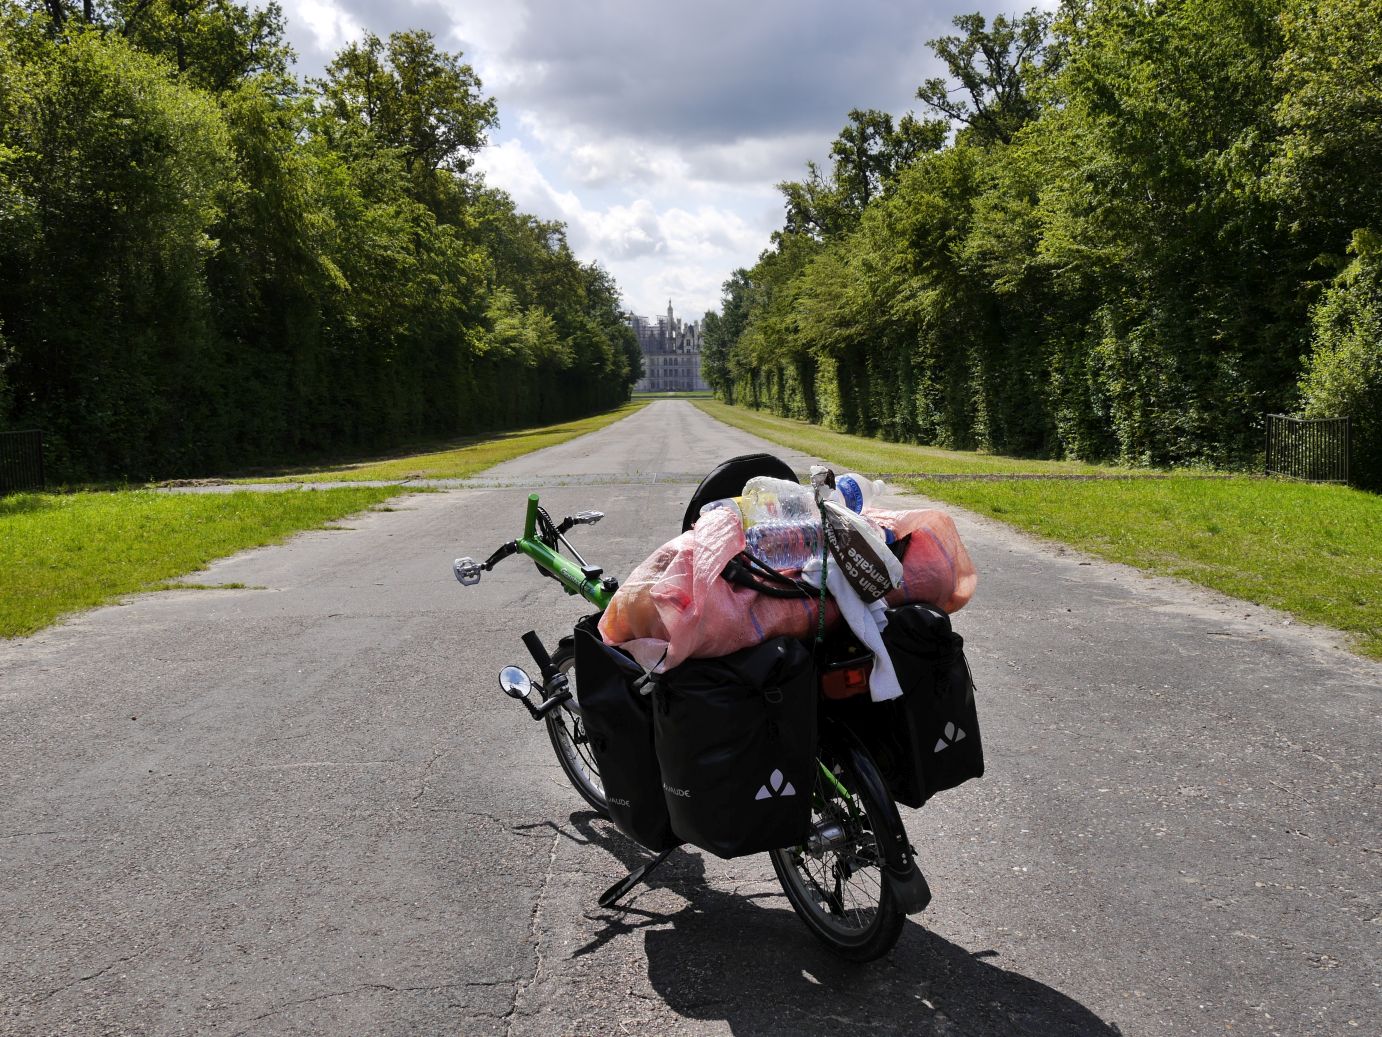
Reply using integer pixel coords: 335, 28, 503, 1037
2, 401, 1379, 1035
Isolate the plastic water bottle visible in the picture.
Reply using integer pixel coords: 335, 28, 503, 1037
834, 473, 885, 513
745, 519, 823, 571
741, 477, 817, 524
698, 497, 745, 524
829, 473, 896, 546
700, 477, 818, 529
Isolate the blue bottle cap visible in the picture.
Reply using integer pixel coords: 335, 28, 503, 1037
838, 476, 864, 513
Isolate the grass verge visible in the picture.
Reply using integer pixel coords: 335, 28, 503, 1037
236, 401, 648, 483
0, 487, 399, 638
909, 476, 1381, 660
692, 399, 1118, 476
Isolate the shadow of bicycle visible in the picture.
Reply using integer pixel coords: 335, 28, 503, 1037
562, 811, 1121, 1037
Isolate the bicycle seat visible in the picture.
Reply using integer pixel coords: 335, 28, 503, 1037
681, 452, 799, 532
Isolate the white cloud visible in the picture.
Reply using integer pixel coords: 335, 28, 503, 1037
293, 0, 363, 55
445, 1, 531, 91
473, 136, 772, 316
472, 138, 579, 217
518, 112, 826, 195
274, 0, 981, 315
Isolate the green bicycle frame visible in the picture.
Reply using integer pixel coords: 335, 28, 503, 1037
517, 494, 616, 610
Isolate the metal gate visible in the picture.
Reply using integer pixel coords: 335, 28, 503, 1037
1265, 415, 1351, 484
0, 429, 45, 495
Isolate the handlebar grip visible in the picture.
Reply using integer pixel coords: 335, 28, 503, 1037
521, 630, 558, 680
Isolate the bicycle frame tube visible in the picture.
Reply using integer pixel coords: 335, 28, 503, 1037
517, 494, 616, 610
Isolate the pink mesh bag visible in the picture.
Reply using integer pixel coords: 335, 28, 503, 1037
868, 507, 977, 614
598, 508, 839, 671
599, 506, 975, 671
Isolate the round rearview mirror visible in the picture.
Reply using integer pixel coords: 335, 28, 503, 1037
498, 666, 534, 701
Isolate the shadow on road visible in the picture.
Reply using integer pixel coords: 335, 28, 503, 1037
564, 812, 1120, 1036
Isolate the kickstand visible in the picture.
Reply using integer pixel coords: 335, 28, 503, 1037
598, 847, 676, 909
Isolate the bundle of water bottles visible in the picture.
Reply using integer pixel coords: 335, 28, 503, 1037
700, 471, 894, 570
599, 470, 975, 673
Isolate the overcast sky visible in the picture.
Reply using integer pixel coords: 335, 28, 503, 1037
278, 0, 991, 319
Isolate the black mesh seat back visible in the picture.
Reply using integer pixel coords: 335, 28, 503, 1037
681, 453, 799, 532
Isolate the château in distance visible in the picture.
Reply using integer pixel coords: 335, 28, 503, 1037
628, 301, 708, 392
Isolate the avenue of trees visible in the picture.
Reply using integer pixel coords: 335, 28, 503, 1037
0, 1, 642, 481
701, 0, 1381, 488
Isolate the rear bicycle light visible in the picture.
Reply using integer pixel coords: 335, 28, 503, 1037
820, 657, 873, 700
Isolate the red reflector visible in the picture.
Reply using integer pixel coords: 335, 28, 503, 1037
820, 663, 872, 700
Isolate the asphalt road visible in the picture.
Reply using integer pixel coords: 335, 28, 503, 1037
2, 401, 1378, 1036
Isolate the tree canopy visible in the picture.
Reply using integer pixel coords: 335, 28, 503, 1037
0, 0, 640, 480
705, 0, 1382, 487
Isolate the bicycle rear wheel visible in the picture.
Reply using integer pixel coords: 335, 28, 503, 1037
769, 741, 904, 961
544, 643, 608, 816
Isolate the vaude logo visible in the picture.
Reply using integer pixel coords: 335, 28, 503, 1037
663, 784, 691, 798
755, 768, 796, 800
607, 796, 631, 808
934, 721, 967, 753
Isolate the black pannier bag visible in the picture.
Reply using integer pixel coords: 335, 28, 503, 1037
572, 616, 680, 852
652, 637, 817, 859
880, 603, 984, 806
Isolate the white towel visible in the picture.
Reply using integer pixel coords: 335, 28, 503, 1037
802, 558, 902, 702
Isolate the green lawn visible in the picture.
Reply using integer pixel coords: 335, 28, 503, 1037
3, 403, 647, 638
914, 476, 1381, 659
238, 401, 647, 483
0, 487, 399, 638
692, 399, 1118, 476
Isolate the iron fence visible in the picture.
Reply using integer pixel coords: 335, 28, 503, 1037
1265, 414, 1351, 484
0, 429, 45, 495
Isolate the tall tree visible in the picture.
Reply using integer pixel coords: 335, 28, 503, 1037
780, 110, 945, 238
317, 30, 497, 179
25, 0, 292, 91
0, 2, 638, 478
917, 8, 1051, 145
117, 0, 292, 92
0, 18, 233, 474
1271, 0, 1382, 261
829, 108, 947, 211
